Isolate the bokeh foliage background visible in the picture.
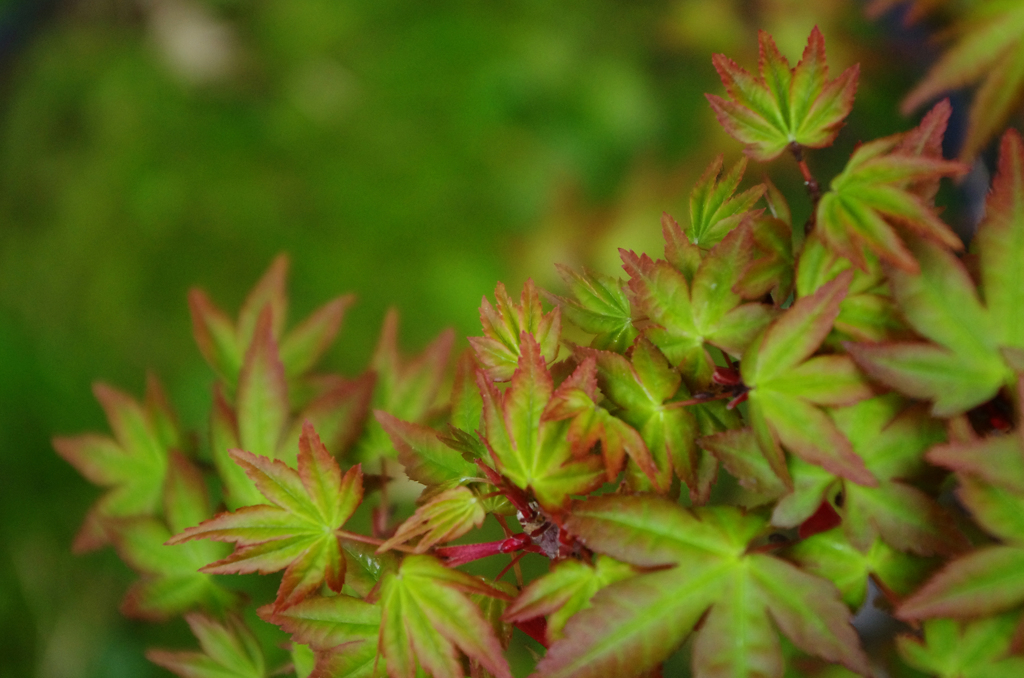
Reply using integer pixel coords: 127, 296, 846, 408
0, 0, 975, 676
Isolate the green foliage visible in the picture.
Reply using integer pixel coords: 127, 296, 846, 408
56, 21, 1024, 678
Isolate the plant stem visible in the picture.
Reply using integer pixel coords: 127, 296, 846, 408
788, 142, 822, 236
336, 529, 419, 554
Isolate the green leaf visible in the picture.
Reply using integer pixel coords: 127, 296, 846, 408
706, 27, 858, 161
902, 2, 1024, 161
469, 280, 560, 381
169, 422, 363, 610
898, 614, 1024, 678
548, 265, 637, 352
816, 115, 966, 272
622, 221, 775, 387
686, 155, 766, 248
355, 311, 455, 462
850, 130, 1024, 416
479, 336, 604, 511
701, 427, 789, 508
236, 307, 290, 462
146, 613, 266, 678
786, 530, 936, 610
735, 213, 794, 304
379, 555, 512, 678
53, 381, 174, 551
503, 556, 635, 643
376, 410, 481, 488
535, 496, 869, 678
743, 272, 875, 485
279, 294, 354, 379
898, 545, 1024, 620
378, 487, 486, 553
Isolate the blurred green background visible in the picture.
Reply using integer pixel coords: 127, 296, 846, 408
0, 1, 951, 676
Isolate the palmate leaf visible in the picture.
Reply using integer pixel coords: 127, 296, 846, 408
706, 27, 858, 161
378, 555, 512, 678
899, 383, 1024, 620
189, 254, 354, 385
587, 340, 702, 496
535, 495, 869, 678
469, 280, 560, 381
902, 1, 1024, 161
815, 105, 967, 273
742, 272, 875, 487
113, 453, 241, 620
377, 486, 486, 553
147, 613, 266, 678
547, 265, 637, 353
478, 333, 604, 511
169, 422, 363, 611
53, 377, 179, 551
769, 395, 963, 557
850, 129, 1024, 416
623, 218, 776, 387
685, 155, 766, 249
353, 309, 454, 463
897, 614, 1024, 678
504, 555, 635, 644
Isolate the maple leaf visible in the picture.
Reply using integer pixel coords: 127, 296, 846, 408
534, 495, 870, 678
742, 272, 876, 486
587, 339, 706, 496
113, 453, 241, 620
146, 613, 266, 678
354, 309, 454, 463
478, 333, 604, 511
168, 422, 364, 611
768, 395, 964, 556
53, 376, 180, 551
189, 254, 354, 385
683, 155, 766, 249
623, 217, 776, 387
503, 555, 635, 644
378, 555, 512, 678
706, 27, 859, 161
547, 264, 637, 352
469, 280, 560, 381
897, 614, 1024, 678
849, 129, 1024, 416
815, 103, 967, 273
377, 486, 486, 553
735, 210, 794, 305
901, 2, 1024, 161
898, 379, 1024, 621
787, 530, 937, 611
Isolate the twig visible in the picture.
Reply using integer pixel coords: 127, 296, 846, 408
788, 142, 822, 235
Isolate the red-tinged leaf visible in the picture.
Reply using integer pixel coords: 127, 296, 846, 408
902, 5, 1024, 161
280, 295, 354, 379
378, 555, 511, 678
54, 383, 173, 550
237, 307, 290, 462
706, 27, 858, 161
898, 545, 1024, 620
449, 350, 483, 434
927, 433, 1024, 494
897, 99, 953, 202
238, 254, 289, 346
548, 265, 637, 353
701, 428, 788, 508
898, 614, 1024, 678
735, 214, 794, 304
686, 155, 766, 248
849, 238, 1009, 416
282, 373, 375, 461
469, 280, 560, 381
146, 613, 266, 678
145, 372, 183, 453
662, 212, 702, 283
817, 130, 967, 272
799, 501, 842, 539
503, 556, 635, 643
189, 288, 243, 382
164, 452, 211, 535
378, 486, 485, 553
545, 497, 868, 678
976, 129, 1024, 347
375, 410, 480, 488
169, 424, 363, 610
262, 593, 381, 653
210, 385, 263, 510
356, 312, 454, 463
957, 475, 1024, 545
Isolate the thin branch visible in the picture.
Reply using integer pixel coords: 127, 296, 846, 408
788, 142, 822, 235
336, 529, 419, 554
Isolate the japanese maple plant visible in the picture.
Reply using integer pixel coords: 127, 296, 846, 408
57, 26, 1024, 678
